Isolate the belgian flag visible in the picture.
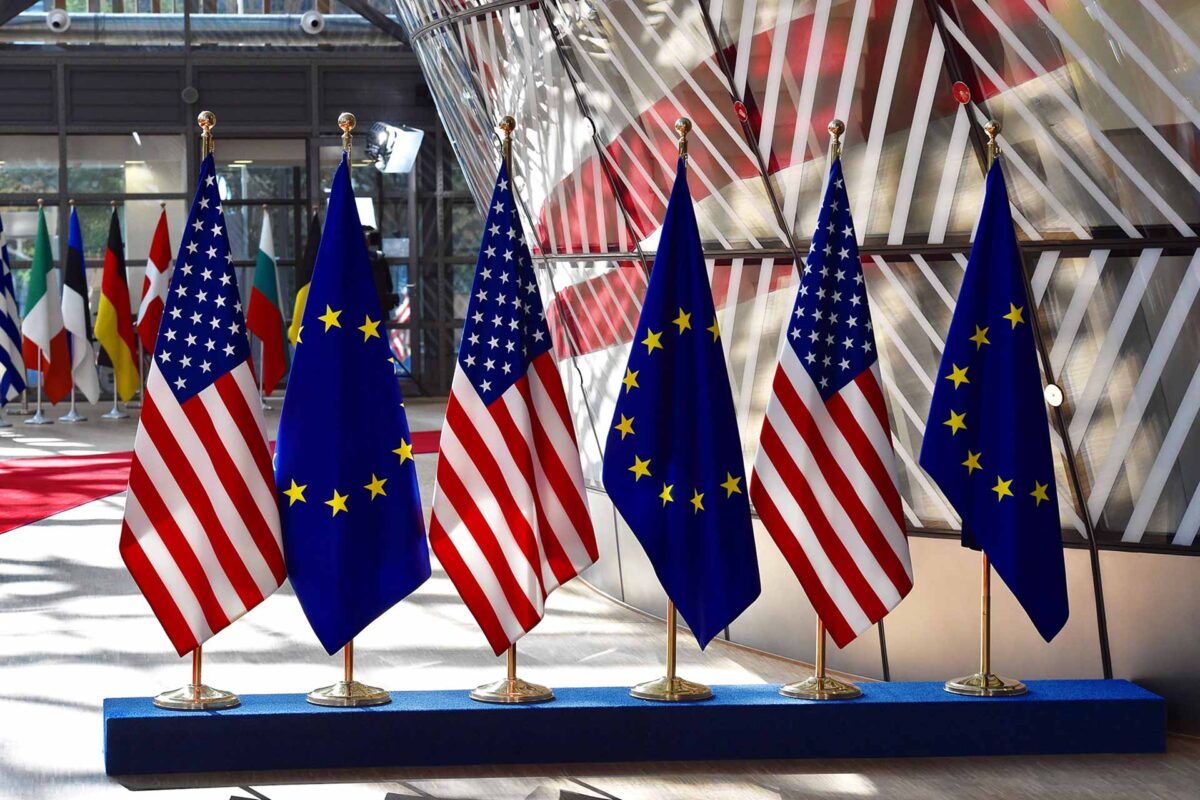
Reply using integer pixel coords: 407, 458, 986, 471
94, 208, 140, 401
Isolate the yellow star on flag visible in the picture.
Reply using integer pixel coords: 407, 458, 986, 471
642, 329, 664, 354
318, 305, 343, 331
295, 325, 304, 344
969, 325, 990, 349
673, 308, 692, 333
325, 489, 349, 516
358, 315, 381, 341
945, 364, 970, 389
690, 488, 704, 513
1031, 481, 1050, 506
706, 319, 720, 341
622, 368, 640, 393
629, 455, 651, 481
613, 414, 635, 440
364, 474, 388, 500
393, 439, 414, 464
283, 479, 307, 506
1003, 303, 1025, 328
944, 409, 967, 435
720, 472, 743, 497
962, 450, 982, 475
991, 476, 1014, 501
659, 483, 674, 506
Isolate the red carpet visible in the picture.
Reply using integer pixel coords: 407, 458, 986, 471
0, 452, 134, 535
0, 429, 442, 535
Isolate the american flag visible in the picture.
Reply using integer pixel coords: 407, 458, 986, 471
430, 161, 599, 655
119, 155, 286, 656
749, 157, 913, 649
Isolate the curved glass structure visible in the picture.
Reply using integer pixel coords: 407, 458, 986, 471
396, 0, 1200, 729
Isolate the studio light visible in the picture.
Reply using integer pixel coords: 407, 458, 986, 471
365, 122, 424, 174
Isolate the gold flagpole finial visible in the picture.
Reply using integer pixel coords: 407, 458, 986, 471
984, 119, 1001, 168
498, 115, 515, 167
338, 112, 356, 159
68, 198, 74, 208
675, 117, 692, 161
37, 198, 44, 208
828, 119, 845, 162
111, 199, 118, 209
197, 111, 216, 158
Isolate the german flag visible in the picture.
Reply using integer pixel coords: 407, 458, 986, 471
94, 208, 140, 401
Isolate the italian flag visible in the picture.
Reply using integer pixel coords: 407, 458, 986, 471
21, 206, 71, 404
247, 213, 289, 395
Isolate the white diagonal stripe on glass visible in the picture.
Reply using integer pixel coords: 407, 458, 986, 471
1048, 250, 1111, 377
889, 31, 945, 245
852, 0, 913, 237
928, 104, 971, 245
781, 0, 831, 230
756, 0, 794, 164
833, 0, 872, 124
1087, 251, 1200, 520
1067, 249, 1162, 447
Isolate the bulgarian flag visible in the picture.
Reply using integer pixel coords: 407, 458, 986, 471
287, 211, 319, 346
94, 208, 140, 401
21, 205, 72, 404
247, 213, 289, 395
137, 204, 172, 353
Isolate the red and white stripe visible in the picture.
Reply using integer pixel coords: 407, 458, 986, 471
430, 351, 599, 655
119, 361, 285, 655
750, 347, 913, 648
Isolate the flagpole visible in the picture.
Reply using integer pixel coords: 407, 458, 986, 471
945, 120, 1027, 698
629, 119, 713, 704
305, 111, 390, 709
25, 347, 50, 425
778, 120, 862, 701
152, 112, 241, 713
467, 116, 556, 706
258, 204, 273, 412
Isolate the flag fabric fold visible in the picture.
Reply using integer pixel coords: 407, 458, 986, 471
919, 160, 1069, 642
95, 209, 140, 402
119, 154, 286, 656
430, 161, 599, 655
61, 208, 101, 404
749, 158, 912, 649
601, 159, 760, 649
0, 214, 27, 404
21, 206, 71, 405
276, 155, 429, 655
287, 213, 320, 346
246, 213, 289, 395
138, 206, 173, 353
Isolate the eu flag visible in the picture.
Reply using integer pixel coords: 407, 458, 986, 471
602, 159, 760, 648
919, 161, 1068, 642
275, 154, 430, 654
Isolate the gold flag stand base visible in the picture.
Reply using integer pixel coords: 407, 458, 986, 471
944, 672, 1027, 697
780, 674, 862, 701
780, 611, 862, 701
630, 675, 713, 703
470, 676, 555, 704
153, 683, 240, 711
307, 639, 391, 707
307, 680, 391, 707
630, 599, 714, 703
153, 646, 240, 711
470, 643, 555, 704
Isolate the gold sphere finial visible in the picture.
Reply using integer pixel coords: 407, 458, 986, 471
498, 116, 516, 137
68, 198, 75, 207
984, 119, 1001, 141
338, 112, 357, 134
828, 119, 845, 138
675, 117, 692, 139
197, 110, 216, 132
37, 198, 43, 208
110, 200, 118, 208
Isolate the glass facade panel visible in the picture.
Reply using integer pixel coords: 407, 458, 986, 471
0, 137, 60, 196
66, 135, 187, 195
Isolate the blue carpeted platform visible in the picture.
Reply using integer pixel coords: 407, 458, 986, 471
103, 680, 1165, 775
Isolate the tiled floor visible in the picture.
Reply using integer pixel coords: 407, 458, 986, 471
1, 398, 1196, 799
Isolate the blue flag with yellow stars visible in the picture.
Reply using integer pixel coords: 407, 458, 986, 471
601, 158, 760, 648
919, 161, 1068, 642
275, 154, 430, 654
